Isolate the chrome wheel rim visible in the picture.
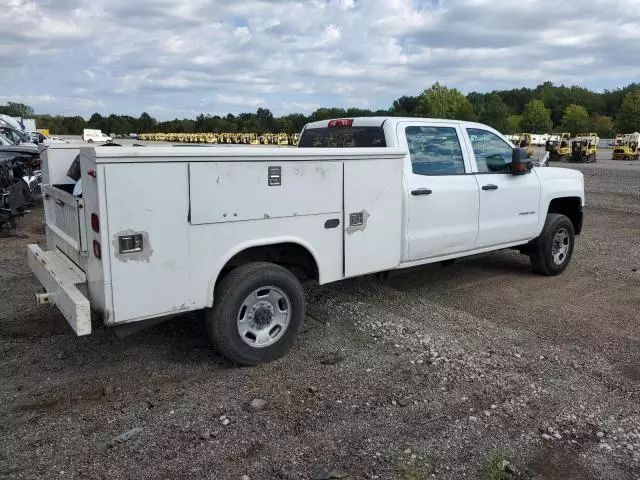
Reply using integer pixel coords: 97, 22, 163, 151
552, 228, 570, 265
237, 286, 291, 348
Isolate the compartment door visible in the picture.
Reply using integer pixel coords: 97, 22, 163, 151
105, 163, 191, 322
343, 158, 403, 277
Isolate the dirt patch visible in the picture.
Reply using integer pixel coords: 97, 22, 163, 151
1, 163, 640, 479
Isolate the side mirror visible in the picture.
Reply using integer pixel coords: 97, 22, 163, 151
511, 148, 532, 175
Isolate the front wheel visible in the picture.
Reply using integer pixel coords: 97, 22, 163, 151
206, 262, 306, 365
529, 214, 575, 276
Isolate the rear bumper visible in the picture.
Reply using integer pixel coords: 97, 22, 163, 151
27, 244, 91, 335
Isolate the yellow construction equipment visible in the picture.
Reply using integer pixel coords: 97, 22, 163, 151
612, 133, 639, 160
569, 133, 598, 163
546, 132, 571, 162
134, 131, 299, 146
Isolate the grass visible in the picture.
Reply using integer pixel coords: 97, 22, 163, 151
483, 453, 516, 480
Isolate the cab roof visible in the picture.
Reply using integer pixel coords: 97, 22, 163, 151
303, 116, 465, 130
302, 116, 496, 133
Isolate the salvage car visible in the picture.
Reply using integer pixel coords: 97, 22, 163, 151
27, 118, 584, 365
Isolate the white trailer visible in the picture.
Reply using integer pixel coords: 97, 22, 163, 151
28, 117, 585, 365
82, 129, 112, 143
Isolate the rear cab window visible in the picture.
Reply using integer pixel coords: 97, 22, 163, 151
298, 120, 386, 148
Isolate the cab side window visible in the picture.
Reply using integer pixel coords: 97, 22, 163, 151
467, 128, 513, 173
405, 126, 465, 176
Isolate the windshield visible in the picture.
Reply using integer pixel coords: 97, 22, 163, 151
298, 126, 386, 148
0, 131, 15, 145
0, 127, 25, 144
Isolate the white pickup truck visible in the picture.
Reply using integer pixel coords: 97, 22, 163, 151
27, 117, 584, 365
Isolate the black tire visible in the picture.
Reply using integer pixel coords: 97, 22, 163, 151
206, 262, 306, 366
87, 139, 94, 143
530, 214, 575, 276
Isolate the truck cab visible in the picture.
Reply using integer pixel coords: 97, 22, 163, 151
299, 117, 583, 261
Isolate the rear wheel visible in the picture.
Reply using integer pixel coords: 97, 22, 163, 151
206, 262, 306, 365
530, 214, 575, 276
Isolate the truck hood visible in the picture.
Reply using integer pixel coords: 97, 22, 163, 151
534, 166, 584, 182
534, 166, 585, 205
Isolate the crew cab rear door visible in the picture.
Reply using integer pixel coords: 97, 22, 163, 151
397, 121, 480, 261
462, 127, 540, 248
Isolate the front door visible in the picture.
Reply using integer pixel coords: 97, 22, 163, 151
464, 127, 540, 248
398, 122, 480, 261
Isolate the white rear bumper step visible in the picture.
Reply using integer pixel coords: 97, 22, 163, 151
27, 244, 91, 335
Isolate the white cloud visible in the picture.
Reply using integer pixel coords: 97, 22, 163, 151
0, 0, 639, 119
214, 94, 266, 108
233, 27, 253, 44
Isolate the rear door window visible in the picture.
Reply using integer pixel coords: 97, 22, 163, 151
405, 126, 466, 175
298, 127, 386, 148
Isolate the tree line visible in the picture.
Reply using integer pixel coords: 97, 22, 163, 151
2, 81, 639, 137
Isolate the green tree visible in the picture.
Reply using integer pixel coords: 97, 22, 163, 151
506, 115, 522, 133
137, 112, 157, 133
416, 82, 475, 120
88, 112, 104, 130
616, 89, 640, 132
61, 116, 86, 134
590, 114, 615, 138
479, 93, 509, 132
0, 102, 35, 118
390, 95, 419, 116
520, 99, 552, 133
560, 104, 590, 134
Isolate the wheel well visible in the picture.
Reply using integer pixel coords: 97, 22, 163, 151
218, 243, 319, 286
548, 197, 583, 235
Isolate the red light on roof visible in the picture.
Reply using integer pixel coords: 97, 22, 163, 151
328, 119, 353, 128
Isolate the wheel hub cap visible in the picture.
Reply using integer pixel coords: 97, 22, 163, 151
237, 287, 291, 348
250, 302, 274, 328
551, 228, 570, 265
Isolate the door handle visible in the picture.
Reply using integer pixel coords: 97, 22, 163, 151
411, 188, 432, 196
55, 199, 65, 206
482, 184, 498, 191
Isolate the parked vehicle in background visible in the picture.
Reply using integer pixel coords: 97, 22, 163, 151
28, 118, 584, 365
0, 124, 33, 145
546, 133, 571, 162
612, 133, 640, 161
570, 133, 598, 163
28, 131, 66, 145
82, 129, 112, 143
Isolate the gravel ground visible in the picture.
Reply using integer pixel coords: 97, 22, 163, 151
1, 155, 639, 480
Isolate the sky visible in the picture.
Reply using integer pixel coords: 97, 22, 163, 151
1, 0, 640, 120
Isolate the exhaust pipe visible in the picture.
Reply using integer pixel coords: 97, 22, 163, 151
35, 293, 54, 306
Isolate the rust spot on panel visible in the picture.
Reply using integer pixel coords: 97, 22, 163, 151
112, 229, 154, 263
345, 209, 370, 235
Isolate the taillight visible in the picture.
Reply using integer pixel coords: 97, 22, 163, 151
328, 119, 353, 128
91, 214, 100, 233
93, 240, 102, 259
87, 169, 96, 177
